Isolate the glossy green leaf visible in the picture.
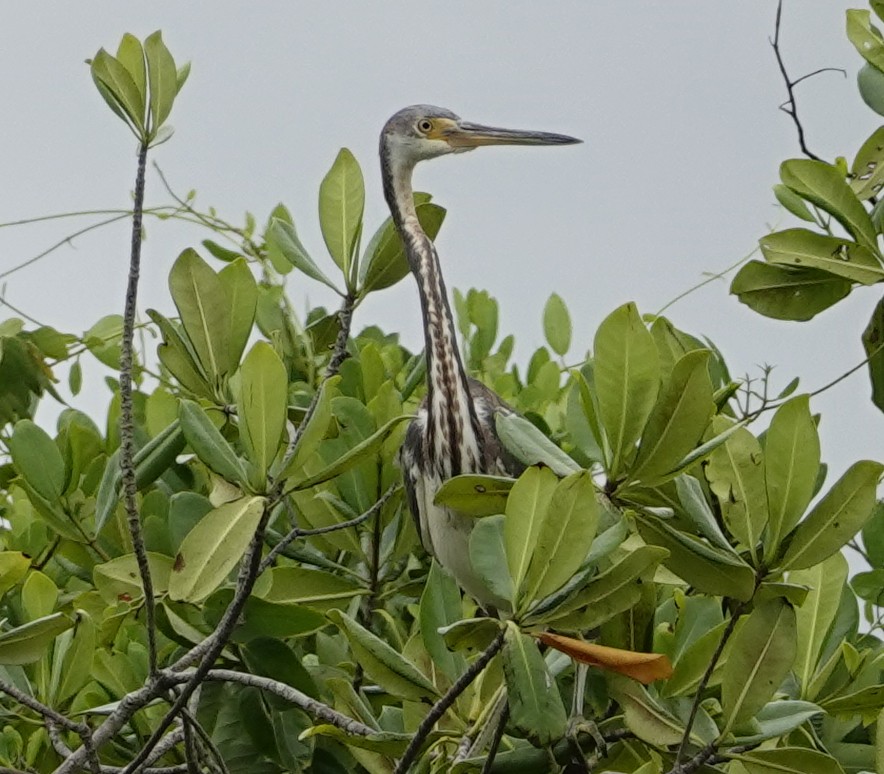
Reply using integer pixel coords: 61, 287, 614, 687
90, 49, 144, 132
56, 611, 96, 704
494, 410, 580, 476
504, 466, 558, 602
774, 183, 816, 222
543, 293, 571, 356
263, 566, 365, 611
780, 460, 884, 570
147, 309, 212, 397
205, 591, 324, 643
361, 200, 445, 294
674, 474, 733, 552
631, 350, 714, 486
705, 418, 768, 558
218, 259, 258, 370
419, 561, 466, 680
439, 617, 503, 653
722, 600, 797, 732
169, 495, 266, 602
760, 228, 884, 285
0, 552, 30, 598
780, 158, 878, 251
765, 395, 820, 552
144, 30, 177, 130
115, 34, 146, 111
237, 342, 287, 480
523, 472, 598, 602
731, 748, 845, 774
469, 514, 514, 605
0, 612, 72, 666
731, 260, 851, 321
318, 148, 364, 274
433, 474, 515, 517
179, 400, 249, 486
168, 248, 231, 378
275, 377, 340, 480
266, 219, 339, 292
286, 414, 411, 491
8, 419, 64, 501
502, 624, 567, 746
609, 677, 685, 747
636, 514, 756, 601
851, 125, 884, 200
22, 571, 57, 620
93, 552, 174, 604
730, 700, 823, 745
593, 302, 660, 477
242, 637, 320, 701
822, 684, 884, 715
863, 293, 884, 414
328, 610, 438, 701
790, 552, 847, 698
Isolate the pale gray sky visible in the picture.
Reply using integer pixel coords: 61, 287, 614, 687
1, 2, 881, 484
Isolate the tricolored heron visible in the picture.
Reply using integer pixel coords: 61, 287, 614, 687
384, 105, 580, 609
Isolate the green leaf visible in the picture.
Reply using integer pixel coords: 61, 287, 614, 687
822, 684, 884, 715
636, 514, 756, 601
609, 677, 685, 747
168, 248, 231, 378
504, 466, 558, 604
674, 475, 734, 553
318, 148, 365, 275
730, 748, 845, 774
780, 158, 878, 251
90, 49, 145, 133
266, 219, 339, 292
851, 125, 884, 200
523, 472, 598, 602
237, 342, 287, 480
630, 350, 714, 486
115, 34, 146, 112
721, 600, 797, 733
0, 612, 72, 665
94, 552, 174, 604
144, 30, 177, 131
242, 637, 320, 702
205, 591, 324, 643
494, 411, 580, 476
731, 260, 851, 321
760, 228, 884, 285
432, 474, 515, 517
179, 400, 249, 486
789, 553, 847, 699
22, 571, 57, 620
328, 611, 439, 701
502, 624, 567, 746
262, 566, 365, 611
420, 561, 466, 680
779, 460, 883, 570
8, 419, 65, 501
56, 611, 96, 704
361, 202, 445, 293
275, 377, 340, 481
730, 700, 823, 745
300, 725, 411, 756
286, 414, 411, 491
84, 314, 123, 368
860, 64, 884, 118
469, 515, 514, 606
543, 293, 571, 356
0, 552, 30, 598
593, 302, 660, 477
218, 259, 258, 370
147, 309, 212, 397
765, 395, 821, 553
705, 418, 768, 559
863, 294, 884, 414
773, 183, 816, 222
168, 495, 266, 602
847, 9, 884, 70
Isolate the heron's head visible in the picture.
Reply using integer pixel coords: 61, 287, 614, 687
380, 104, 581, 170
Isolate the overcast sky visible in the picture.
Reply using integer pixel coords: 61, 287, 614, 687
1, 2, 881, 487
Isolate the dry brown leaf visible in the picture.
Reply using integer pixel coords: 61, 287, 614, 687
538, 631, 673, 684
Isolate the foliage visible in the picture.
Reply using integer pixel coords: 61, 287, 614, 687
0, 15, 883, 774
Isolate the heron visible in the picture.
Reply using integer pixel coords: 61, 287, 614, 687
383, 105, 580, 610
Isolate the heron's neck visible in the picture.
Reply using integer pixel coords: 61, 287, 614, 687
382, 149, 483, 476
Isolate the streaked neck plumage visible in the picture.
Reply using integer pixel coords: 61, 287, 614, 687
380, 140, 484, 477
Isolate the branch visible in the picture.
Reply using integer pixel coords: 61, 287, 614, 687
770, 0, 844, 162
393, 628, 507, 774
118, 141, 159, 675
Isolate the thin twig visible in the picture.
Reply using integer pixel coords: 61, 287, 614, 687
480, 703, 510, 774
118, 141, 158, 676
393, 628, 507, 774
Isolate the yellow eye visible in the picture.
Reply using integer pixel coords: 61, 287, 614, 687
417, 119, 433, 134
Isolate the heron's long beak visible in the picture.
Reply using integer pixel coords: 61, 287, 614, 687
444, 121, 582, 148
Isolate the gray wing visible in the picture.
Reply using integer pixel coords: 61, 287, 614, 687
400, 411, 429, 548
